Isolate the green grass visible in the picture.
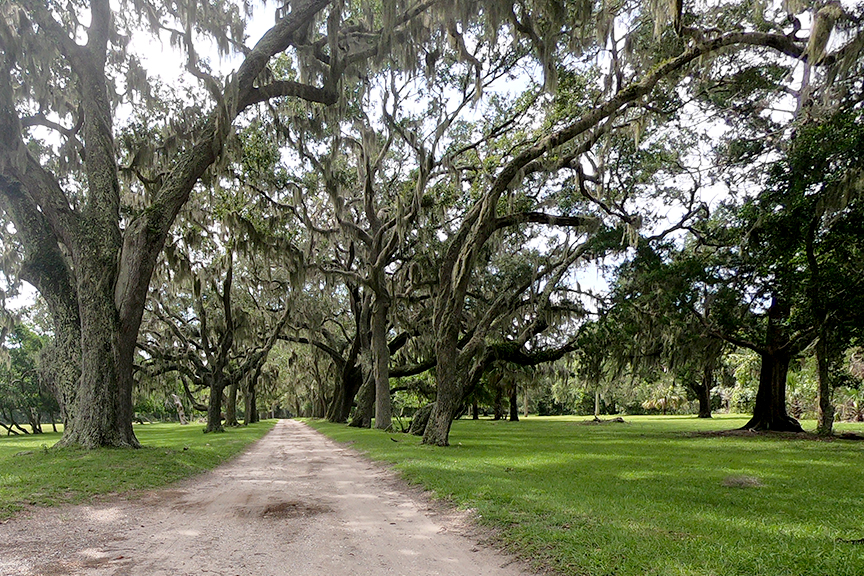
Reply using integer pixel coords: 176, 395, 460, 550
0, 420, 276, 519
307, 415, 864, 576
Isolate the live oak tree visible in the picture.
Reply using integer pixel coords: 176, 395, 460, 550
0, 0, 337, 446
672, 8, 864, 432
140, 244, 292, 432
745, 108, 864, 435
0, 0, 459, 447
417, 7, 839, 444
600, 243, 727, 419
282, 79, 429, 431
2, 0, 862, 449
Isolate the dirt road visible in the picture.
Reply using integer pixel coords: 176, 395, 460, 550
0, 419, 532, 576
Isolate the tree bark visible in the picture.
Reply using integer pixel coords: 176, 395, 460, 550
371, 294, 392, 430
408, 403, 435, 435
740, 350, 802, 432
740, 299, 803, 433
206, 376, 227, 433
27, 409, 43, 434
815, 328, 835, 436
328, 365, 364, 423
509, 386, 519, 422
170, 394, 188, 425
696, 363, 713, 419
244, 366, 261, 425
349, 376, 374, 428
224, 382, 239, 427
324, 287, 369, 423
422, 334, 462, 445
58, 257, 139, 447
489, 372, 504, 420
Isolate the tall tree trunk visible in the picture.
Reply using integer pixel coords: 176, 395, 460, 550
696, 363, 713, 419
206, 376, 226, 433
247, 383, 259, 424
741, 299, 803, 433
58, 259, 138, 447
472, 401, 479, 420
326, 288, 369, 423
741, 350, 802, 432
224, 382, 238, 427
815, 328, 835, 436
372, 296, 392, 430
325, 383, 344, 422
27, 409, 42, 434
245, 366, 261, 425
422, 334, 462, 445
490, 371, 504, 420
509, 386, 519, 422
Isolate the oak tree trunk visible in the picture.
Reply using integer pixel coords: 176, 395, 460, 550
509, 387, 519, 422
206, 376, 226, 433
740, 299, 803, 433
422, 336, 462, 445
349, 376, 374, 428
328, 366, 364, 423
371, 296, 392, 430
408, 403, 435, 435
815, 329, 835, 436
244, 367, 260, 425
57, 254, 139, 448
224, 382, 239, 427
741, 350, 802, 432
696, 363, 713, 419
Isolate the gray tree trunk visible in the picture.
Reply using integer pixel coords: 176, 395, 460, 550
206, 376, 227, 433
696, 363, 713, 419
408, 403, 435, 435
349, 376, 374, 428
422, 331, 462, 445
224, 382, 239, 427
509, 387, 519, 422
244, 366, 261, 425
372, 295, 392, 431
816, 329, 835, 436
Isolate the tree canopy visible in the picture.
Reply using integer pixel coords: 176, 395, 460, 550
1, 0, 863, 446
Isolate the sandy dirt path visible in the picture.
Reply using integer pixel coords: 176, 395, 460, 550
0, 419, 533, 576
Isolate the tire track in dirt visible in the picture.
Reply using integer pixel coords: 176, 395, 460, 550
0, 419, 533, 576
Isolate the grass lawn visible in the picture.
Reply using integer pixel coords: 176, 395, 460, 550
307, 414, 864, 576
0, 420, 276, 520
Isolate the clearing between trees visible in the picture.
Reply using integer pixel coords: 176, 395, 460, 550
0, 419, 530, 576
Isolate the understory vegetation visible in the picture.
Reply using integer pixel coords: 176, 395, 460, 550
0, 421, 275, 519
309, 416, 864, 576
